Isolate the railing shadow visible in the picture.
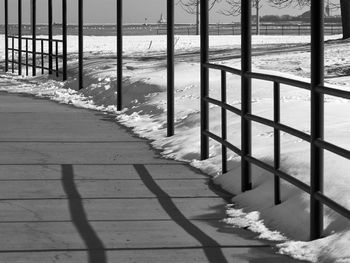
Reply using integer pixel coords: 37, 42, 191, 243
133, 164, 229, 263
61, 164, 107, 263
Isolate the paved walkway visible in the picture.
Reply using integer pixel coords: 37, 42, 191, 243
0, 92, 302, 263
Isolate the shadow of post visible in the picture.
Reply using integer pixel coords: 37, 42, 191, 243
61, 164, 107, 263
133, 164, 228, 263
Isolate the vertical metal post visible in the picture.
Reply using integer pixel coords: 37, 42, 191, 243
274, 81, 281, 205
62, 0, 67, 80
167, 0, 174, 137
310, 0, 324, 240
4, 0, 8, 72
56, 41, 59, 77
221, 71, 227, 174
78, 0, 83, 89
241, 0, 252, 192
48, 0, 53, 74
117, 0, 123, 110
18, 0, 22, 75
41, 39, 44, 74
31, 0, 36, 76
25, 38, 28, 76
12, 37, 14, 73
200, 0, 209, 160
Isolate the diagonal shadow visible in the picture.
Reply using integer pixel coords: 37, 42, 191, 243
133, 164, 228, 263
61, 164, 107, 263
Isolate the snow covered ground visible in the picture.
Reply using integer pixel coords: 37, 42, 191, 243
0, 34, 350, 262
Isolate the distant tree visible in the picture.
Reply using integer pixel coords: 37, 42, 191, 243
177, 0, 222, 35
269, 0, 350, 39
220, 0, 263, 35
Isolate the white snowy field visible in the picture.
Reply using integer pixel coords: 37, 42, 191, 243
0, 34, 350, 262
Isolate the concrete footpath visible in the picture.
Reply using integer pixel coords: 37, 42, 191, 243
0, 92, 302, 263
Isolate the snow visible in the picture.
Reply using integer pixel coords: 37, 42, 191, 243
1, 34, 350, 262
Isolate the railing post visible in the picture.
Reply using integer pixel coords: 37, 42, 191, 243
62, 0, 67, 80
4, 0, 8, 72
117, 0, 123, 110
221, 71, 227, 174
41, 39, 44, 74
48, 0, 52, 74
31, 0, 36, 76
310, 0, 324, 240
274, 81, 281, 205
78, 0, 83, 90
241, 0, 252, 192
167, 0, 175, 137
18, 0, 22, 75
200, 0, 209, 160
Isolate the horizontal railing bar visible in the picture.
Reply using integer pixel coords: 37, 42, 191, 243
7, 61, 62, 73
7, 50, 63, 58
246, 113, 311, 142
315, 139, 350, 160
203, 62, 242, 75
317, 85, 350, 100
245, 155, 311, 194
314, 192, 350, 220
204, 97, 241, 116
246, 71, 310, 90
8, 35, 63, 42
203, 130, 242, 156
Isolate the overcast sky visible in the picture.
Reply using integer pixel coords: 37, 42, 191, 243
0, 0, 326, 25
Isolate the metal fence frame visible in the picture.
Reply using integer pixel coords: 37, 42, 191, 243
200, 0, 350, 240
3, 0, 67, 80
77, 0, 175, 136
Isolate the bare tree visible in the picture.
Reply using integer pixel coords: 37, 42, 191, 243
177, 0, 222, 35
220, 0, 263, 35
269, 0, 350, 39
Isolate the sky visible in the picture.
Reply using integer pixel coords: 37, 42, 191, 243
0, 0, 337, 25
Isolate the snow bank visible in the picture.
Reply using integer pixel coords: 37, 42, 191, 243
0, 34, 349, 262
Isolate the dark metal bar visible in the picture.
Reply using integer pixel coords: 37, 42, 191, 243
274, 82, 281, 205
200, 0, 209, 160
56, 42, 59, 77
41, 39, 44, 74
314, 192, 350, 220
245, 155, 311, 194
316, 85, 350, 100
167, 0, 175, 137
12, 37, 14, 73
31, 0, 36, 76
203, 62, 242, 75
48, 0, 53, 74
62, 0, 67, 80
246, 113, 311, 142
310, 0, 325, 240
241, 0, 252, 192
203, 97, 241, 116
246, 72, 310, 91
4, 0, 9, 72
18, 0, 22, 75
315, 139, 350, 160
25, 38, 28, 76
117, 0, 123, 109
221, 71, 227, 173
203, 130, 241, 156
78, 0, 83, 89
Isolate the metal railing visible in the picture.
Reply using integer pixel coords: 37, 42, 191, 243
4, 0, 67, 80
155, 23, 342, 36
7, 36, 64, 77
201, 0, 350, 241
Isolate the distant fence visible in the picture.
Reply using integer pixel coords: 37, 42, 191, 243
3, 0, 67, 80
156, 23, 343, 36
0, 23, 343, 36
